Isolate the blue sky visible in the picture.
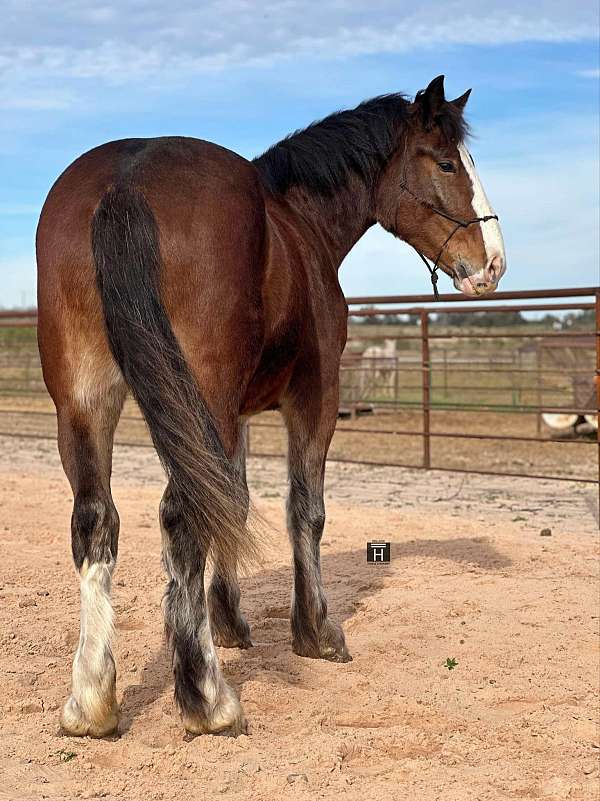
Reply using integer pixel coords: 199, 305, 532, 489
1, 0, 598, 307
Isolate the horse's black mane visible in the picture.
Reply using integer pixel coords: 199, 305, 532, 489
253, 93, 468, 197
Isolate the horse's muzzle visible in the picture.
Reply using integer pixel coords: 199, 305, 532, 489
454, 254, 505, 297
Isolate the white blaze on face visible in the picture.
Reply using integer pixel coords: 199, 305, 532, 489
457, 143, 506, 274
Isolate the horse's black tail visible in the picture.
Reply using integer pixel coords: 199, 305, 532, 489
91, 183, 256, 571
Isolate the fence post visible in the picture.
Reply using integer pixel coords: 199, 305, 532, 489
420, 309, 431, 469
536, 345, 542, 436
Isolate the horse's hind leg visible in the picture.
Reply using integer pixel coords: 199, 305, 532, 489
208, 422, 252, 649
160, 472, 247, 736
55, 372, 126, 737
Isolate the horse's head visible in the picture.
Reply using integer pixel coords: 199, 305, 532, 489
376, 75, 506, 297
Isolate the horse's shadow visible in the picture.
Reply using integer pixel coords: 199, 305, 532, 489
119, 534, 510, 732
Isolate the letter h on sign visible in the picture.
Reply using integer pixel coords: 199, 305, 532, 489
367, 541, 391, 563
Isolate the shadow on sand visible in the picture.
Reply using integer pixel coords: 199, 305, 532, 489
119, 533, 511, 733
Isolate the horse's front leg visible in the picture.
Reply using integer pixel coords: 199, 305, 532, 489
282, 390, 351, 663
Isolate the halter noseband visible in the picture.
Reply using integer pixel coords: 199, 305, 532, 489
399, 182, 499, 300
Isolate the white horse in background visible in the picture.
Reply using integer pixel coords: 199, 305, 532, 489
359, 338, 397, 399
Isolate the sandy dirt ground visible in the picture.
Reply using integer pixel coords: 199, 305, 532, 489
0, 434, 598, 801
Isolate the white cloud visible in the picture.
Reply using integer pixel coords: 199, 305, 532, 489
576, 68, 600, 78
0, 88, 74, 111
0, 2, 597, 91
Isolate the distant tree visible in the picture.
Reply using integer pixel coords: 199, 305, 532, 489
350, 308, 418, 325
433, 310, 526, 327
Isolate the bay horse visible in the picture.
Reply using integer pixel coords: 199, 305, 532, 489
36, 75, 506, 739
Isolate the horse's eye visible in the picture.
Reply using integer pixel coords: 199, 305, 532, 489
438, 161, 456, 173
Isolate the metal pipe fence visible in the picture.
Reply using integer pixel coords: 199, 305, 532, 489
0, 287, 598, 514
246, 286, 599, 509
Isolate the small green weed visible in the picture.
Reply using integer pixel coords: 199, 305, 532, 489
57, 749, 77, 763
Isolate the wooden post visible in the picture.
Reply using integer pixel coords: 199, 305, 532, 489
420, 310, 431, 469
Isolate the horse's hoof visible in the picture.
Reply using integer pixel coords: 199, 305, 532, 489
292, 619, 352, 663
317, 642, 353, 663
293, 641, 353, 662
213, 631, 253, 649
209, 605, 253, 650
60, 695, 119, 738
180, 683, 247, 737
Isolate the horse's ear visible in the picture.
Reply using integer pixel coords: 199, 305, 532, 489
451, 88, 472, 112
417, 75, 446, 129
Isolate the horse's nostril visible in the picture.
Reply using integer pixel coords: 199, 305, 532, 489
486, 254, 504, 285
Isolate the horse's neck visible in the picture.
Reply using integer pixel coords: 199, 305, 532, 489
283, 179, 375, 269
